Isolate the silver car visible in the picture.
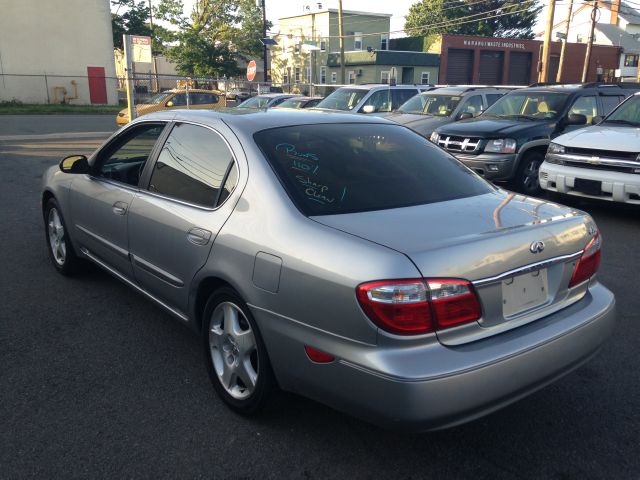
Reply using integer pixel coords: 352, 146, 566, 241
42, 109, 616, 431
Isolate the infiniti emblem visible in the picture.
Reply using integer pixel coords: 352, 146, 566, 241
530, 241, 545, 254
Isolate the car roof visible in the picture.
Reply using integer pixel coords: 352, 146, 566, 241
281, 96, 323, 101
140, 108, 392, 134
420, 87, 510, 95
337, 84, 424, 90
167, 88, 219, 94
253, 93, 301, 98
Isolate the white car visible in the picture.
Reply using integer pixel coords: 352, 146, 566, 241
540, 92, 640, 204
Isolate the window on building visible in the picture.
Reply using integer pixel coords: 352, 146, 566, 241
283, 69, 289, 84
381, 71, 390, 84
295, 67, 301, 83
380, 34, 389, 51
348, 71, 356, 84
306, 66, 311, 82
320, 66, 327, 84
354, 32, 363, 50
421, 72, 430, 85
625, 54, 639, 67
320, 40, 327, 51
331, 72, 337, 83
294, 43, 301, 54
577, 33, 584, 43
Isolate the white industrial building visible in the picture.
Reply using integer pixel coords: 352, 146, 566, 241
0, 0, 118, 105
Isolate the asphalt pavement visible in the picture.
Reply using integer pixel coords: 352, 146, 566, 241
0, 120, 639, 479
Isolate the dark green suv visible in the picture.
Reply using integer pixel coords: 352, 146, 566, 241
430, 83, 639, 194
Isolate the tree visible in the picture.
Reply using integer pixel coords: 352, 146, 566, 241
156, 0, 270, 77
111, 0, 170, 54
405, 0, 541, 42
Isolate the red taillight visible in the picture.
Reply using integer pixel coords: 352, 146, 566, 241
356, 278, 481, 336
569, 232, 602, 287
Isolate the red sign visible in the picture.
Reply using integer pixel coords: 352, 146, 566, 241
246, 60, 257, 81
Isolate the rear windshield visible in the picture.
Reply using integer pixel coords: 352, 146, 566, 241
254, 123, 492, 216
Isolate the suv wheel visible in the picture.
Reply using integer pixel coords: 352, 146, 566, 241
514, 151, 544, 195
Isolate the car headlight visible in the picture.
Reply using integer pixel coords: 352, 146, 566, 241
484, 138, 517, 154
430, 132, 440, 143
547, 142, 566, 154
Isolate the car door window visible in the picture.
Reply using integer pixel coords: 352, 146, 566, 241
361, 90, 393, 112
96, 123, 165, 187
601, 95, 624, 116
192, 93, 219, 105
569, 96, 597, 123
270, 97, 288, 107
170, 94, 187, 106
459, 95, 484, 117
392, 89, 418, 110
148, 123, 235, 208
485, 93, 503, 107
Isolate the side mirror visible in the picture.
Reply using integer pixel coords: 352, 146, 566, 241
592, 115, 603, 125
166, 101, 174, 107
361, 105, 376, 114
566, 113, 587, 126
59, 155, 89, 174
457, 112, 473, 121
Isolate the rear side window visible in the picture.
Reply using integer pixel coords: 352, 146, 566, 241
392, 89, 418, 109
148, 123, 235, 208
485, 94, 503, 107
254, 123, 492, 216
601, 96, 624, 115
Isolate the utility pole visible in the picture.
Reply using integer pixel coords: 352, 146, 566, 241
556, 0, 574, 82
338, 0, 345, 84
147, 0, 159, 92
582, 0, 598, 82
539, 0, 556, 83
262, 0, 268, 82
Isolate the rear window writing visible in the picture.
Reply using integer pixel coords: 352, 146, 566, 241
254, 123, 492, 216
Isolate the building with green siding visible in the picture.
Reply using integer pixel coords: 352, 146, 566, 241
269, 7, 439, 91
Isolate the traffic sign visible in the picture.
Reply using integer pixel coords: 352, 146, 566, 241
247, 60, 257, 81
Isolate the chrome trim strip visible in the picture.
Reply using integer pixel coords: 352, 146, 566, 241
75, 224, 129, 259
131, 254, 184, 287
80, 248, 189, 322
472, 251, 582, 287
549, 153, 640, 169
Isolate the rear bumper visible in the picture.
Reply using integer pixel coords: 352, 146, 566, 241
540, 161, 640, 204
454, 152, 517, 181
256, 282, 615, 431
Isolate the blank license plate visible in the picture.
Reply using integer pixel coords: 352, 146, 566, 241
574, 178, 602, 196
502, 269, 548, 317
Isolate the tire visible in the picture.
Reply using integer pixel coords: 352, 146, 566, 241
202, 287, 275, 414
43, 198, 83, 276
513, 151, 544, 195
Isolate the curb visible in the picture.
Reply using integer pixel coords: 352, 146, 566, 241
0, 131, 114, 142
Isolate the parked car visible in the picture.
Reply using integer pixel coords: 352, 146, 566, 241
385, 86, 511, 137
225, 88, 251, 101
540, 91, 640, 204
42, 109, 615, 431
236, 93, 302, 109
116, 89, 225, 125
273, 96, 323, 109
430, 83, 638, 194
314, 84, 430, 114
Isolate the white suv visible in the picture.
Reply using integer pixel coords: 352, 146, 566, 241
315, 84, 429, 114
540, 92, 640, 204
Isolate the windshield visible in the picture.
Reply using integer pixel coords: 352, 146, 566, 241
254, 123, 492, 216
399, 95, 462, 116
237, 96, 272, 108
484, 92, 568, 120
316, 88, 368, 111
275, 99, 304, 109
146, 92, 173, 104
603, 95, 640, 126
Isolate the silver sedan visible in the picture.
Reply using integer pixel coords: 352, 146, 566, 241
42, 109, 616, 431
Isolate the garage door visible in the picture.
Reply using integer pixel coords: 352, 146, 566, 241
479, 51, 504, 84
446, 49, 473, 84
509, 52, 532, 85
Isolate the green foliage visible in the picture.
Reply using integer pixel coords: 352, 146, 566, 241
111, 0, 168, 54
404, 0, 541, 40
156, 0, 271, 77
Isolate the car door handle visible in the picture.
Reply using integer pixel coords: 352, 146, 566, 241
112, 201, 129, 216
187, 227, 212, 246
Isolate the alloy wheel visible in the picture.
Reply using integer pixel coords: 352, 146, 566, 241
47, 207, 66, 266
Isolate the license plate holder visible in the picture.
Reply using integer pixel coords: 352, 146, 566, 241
574, 178, 602, 196
502, 269, 548, 318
